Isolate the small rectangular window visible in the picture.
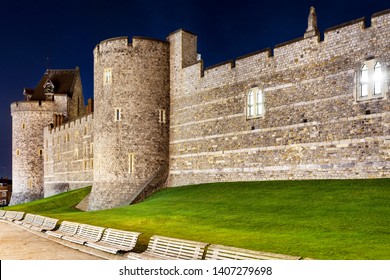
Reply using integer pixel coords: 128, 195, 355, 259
159, 109, 166, 124
128, 153, 134, 174
115, 108, 122, 121
16, 149, 20, 156
104, 68, 112, 85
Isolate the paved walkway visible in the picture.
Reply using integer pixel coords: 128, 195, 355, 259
0, 221, 103, 260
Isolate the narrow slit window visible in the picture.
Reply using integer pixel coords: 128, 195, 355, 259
159, 109, 166, 124
128, 153, 134, 174
115, 108, 121, 121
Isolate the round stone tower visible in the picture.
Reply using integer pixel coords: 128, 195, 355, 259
10, 101, 55, 204
89, 36, 170, 210
10, 68, 85, 205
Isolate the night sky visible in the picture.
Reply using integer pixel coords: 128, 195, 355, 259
0, 0, 388, 179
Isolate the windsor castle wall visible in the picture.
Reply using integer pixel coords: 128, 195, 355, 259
43, 114, 94, 197
167, 10, 390, 187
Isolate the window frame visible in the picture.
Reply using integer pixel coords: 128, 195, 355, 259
246, 86, 265, 119
356, 58, 387, 102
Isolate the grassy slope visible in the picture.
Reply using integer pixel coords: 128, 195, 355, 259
5, 179, 390, 260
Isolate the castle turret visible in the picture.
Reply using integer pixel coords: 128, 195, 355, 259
89, 36, 170, 210
10, 68, 85, 204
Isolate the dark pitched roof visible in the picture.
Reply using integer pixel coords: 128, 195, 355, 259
27, 68, 79, 101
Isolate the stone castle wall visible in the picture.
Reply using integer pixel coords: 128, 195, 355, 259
167, 10, 390, 187
43, 114, 94, 197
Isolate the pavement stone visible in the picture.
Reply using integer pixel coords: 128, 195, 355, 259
0, 221, 103, 260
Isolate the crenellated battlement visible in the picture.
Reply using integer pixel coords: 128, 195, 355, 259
10, 100, 55, 114
177, 9, 390, 88
45, 113, 94, 134
94, 36, 169, 60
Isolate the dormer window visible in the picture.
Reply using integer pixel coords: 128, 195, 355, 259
357, 59, 386, 101
44, 79, 55, 94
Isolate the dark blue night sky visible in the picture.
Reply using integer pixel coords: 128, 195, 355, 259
0, 0, 388, 178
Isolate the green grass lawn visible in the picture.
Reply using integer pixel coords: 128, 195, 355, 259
5, 179, 390, 260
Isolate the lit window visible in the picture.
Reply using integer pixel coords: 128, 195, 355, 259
247, 90, 254, 117
104, 68, 112, 85
374, 62, 382, 95
247, 87, 265, 118
158, 109, 166, 124
16, 149, 20, 156
22, 123, 26, 129
357, 59, 386, 101
256, 89, 264, 115
360, 65, 368, 97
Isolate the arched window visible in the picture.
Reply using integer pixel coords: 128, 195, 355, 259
357, 59, 386, 101
247, 87, 265, 118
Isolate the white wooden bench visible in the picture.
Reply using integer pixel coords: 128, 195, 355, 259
86, 228, 141, 254
30, 216, 59, 232
17, 213, 36, 226
46, 221, 80, 239
27, 215, 45, 229
61, 223, 105, 245
205, 244, 302, 260
3, 211, 17, 220
10, 211, 25, 222
3, 211, 24, 221
128, 235, 208, 260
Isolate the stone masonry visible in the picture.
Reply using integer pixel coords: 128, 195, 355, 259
10, 8, 390, 210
